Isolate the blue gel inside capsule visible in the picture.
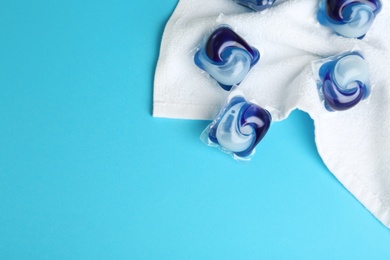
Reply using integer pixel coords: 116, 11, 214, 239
208, 95, 271, 158
194, 25, 260, 91
317, 0, 382, 39
233, 0, 276, 11
317, 52, 370, 111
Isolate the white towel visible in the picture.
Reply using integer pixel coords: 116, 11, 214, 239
153, 0, 390, 228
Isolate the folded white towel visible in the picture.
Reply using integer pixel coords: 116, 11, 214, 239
153, 0, 390, 228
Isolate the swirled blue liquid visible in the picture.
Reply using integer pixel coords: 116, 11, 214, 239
234, 0, 276, 11
194, 25, 260, 91
317, 0, 382, 39
208, 95, 271, 158
317, 52, 370, 111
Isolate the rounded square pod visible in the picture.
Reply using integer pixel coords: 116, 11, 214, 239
194, 25, 260, 91
312, 51, 371, 112
317, 0, 382, 39
234, 0, 276, 11
201, 89, 272, 160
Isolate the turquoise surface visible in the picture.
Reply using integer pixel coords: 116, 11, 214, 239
1, 0, 390, 258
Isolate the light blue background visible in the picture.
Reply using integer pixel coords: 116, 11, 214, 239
1, 0, 390, 259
